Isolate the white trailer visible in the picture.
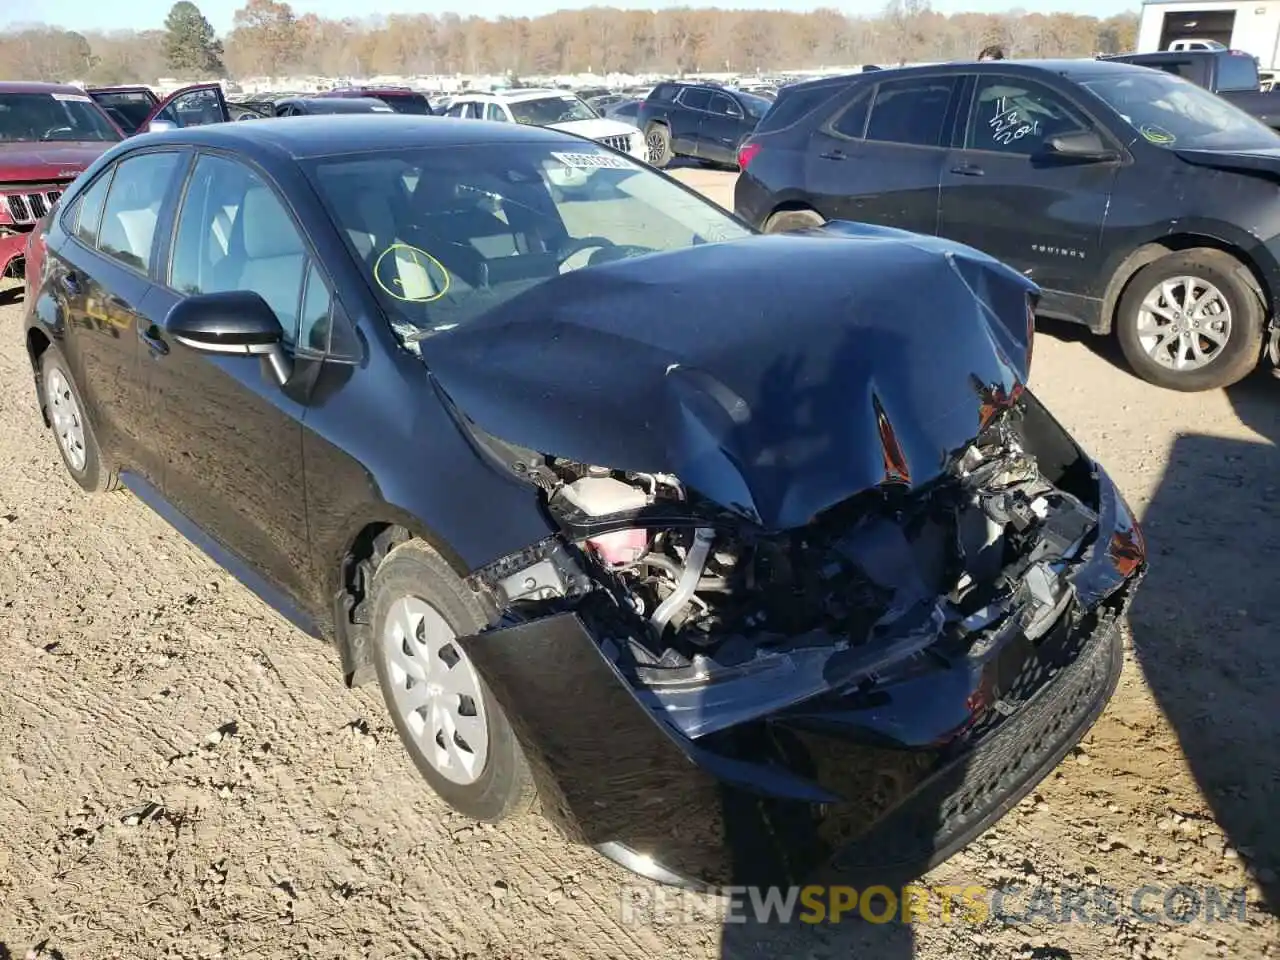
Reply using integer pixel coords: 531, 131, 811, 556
1138, 0, 1280, 68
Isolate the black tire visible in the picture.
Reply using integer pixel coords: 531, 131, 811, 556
370, 539, 535, 822
1115, 249, 1265, 392
645, 123, 672, 168
764, 207, 826, 234
40, 345, 117, 494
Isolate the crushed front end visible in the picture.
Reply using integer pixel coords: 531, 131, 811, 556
457, 390, 1145, 889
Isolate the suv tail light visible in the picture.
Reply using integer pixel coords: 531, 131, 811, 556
737, 141, 762, 170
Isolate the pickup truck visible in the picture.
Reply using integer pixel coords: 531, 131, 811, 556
1105, 49, 1280, 129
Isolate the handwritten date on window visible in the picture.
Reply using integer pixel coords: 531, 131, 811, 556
989, 107, 1036, 146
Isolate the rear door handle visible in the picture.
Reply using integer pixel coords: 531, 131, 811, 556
950, 163, 985, 177
138, 322, 169, 356
820, 149, 848, 161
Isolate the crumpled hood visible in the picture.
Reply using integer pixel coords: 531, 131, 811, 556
423, 221, 1038, 530
0, 141, 114, 182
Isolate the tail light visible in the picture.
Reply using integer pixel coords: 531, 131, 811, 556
737, 141, 762, 170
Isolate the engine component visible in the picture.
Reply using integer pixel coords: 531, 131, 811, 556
650, 528, 715, 638
559, 476, 649, 517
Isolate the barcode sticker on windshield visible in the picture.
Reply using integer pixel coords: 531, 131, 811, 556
550, 151, 631, 170
53, 93, 93, 103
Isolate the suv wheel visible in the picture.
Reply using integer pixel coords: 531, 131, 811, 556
41, 346, 117, 493
765, 207, 826, 234
370, 539, 535, 822
645, 124, 672, 168
1115, 248, 1264, 391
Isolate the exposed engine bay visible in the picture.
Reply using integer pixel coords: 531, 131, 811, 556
470, 401, 1103, 739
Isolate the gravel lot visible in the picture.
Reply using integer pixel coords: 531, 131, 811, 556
1, 167, 1278, 960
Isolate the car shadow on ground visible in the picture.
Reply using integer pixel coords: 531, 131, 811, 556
1126, 373, 1280, 912
0, 284, 23, 308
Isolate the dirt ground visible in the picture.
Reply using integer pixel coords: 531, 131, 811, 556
1, 167, 1278, 960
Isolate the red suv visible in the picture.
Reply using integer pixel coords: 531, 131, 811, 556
0, 82, 123, 281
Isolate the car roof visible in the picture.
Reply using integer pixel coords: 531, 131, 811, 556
135, 114, 577, 160
0, 80, 94, 95
281, 97, 393, 113
828, 57, 1158, 83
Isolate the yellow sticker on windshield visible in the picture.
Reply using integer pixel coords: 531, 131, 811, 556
373, 243, 450, 303
1140, 124, 1176, 145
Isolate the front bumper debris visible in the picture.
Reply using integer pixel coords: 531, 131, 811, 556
458, 460, 1145, 888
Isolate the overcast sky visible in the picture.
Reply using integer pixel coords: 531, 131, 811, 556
6, 0, 1139, 36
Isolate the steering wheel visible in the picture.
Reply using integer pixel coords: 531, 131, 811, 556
41, 126, 73, 140
557, 235, 616, 264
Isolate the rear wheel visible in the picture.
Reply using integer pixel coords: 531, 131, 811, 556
764, 207, 826, 234
370, 539, 535, 822
645, 123, 672, 168
1115, 248, 1264, 391
40, 346, 117, 493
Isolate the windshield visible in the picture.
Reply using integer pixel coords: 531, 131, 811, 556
380, 93, 434, 115
509, 95, 598, 126
307, 143, 752, 340
0, 92, 122, 143
1082, 72, 1280, 151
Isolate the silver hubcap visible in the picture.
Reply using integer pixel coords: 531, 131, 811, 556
381, 597, 489, 786
646, 132, 665, 163
1137, 276, 1232, 371
45, 366, 87, 472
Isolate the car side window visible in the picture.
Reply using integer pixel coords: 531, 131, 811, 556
678, 88, 712, 111
863, 77, 955, 148
169, 154, 310, 346
828, 90, 871, 139
708, 93, 742, 118
446, 102, 470, 118
96, 151, 184, 273
485, 102, 508, 122
70, 168, 115, 247
966, 76, 1091, 155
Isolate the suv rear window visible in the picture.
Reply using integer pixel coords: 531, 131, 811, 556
753, 79, 852, 134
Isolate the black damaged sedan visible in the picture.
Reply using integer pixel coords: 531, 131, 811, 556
23, 116, 1146, 889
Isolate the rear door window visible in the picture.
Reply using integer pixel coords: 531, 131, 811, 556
864, 76, 957, 147
485, 102, 509, 122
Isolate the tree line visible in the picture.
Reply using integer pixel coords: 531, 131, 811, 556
1, 0, 1139, 85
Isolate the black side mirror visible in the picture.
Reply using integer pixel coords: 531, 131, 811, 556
1042, 130, 1120, 162
166, 290, 293, 386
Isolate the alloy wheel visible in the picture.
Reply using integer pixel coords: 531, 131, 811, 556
1136, 276, 1232, 371
381, 596, 489, 785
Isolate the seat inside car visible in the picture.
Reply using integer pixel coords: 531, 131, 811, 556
227, 186, 307, 333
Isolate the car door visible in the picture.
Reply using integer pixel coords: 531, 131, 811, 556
141, 152, 319, 604
937, 73, 1120, 307
672, 87, 711, 156
140, 83, 232, 132
54, 149, 188, 482
699, 93, 747, 164
804, 74, 960, 235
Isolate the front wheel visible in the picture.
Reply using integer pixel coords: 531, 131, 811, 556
645, 123, 672, 168
370, 539, 535, 822
1115, 249, 1264, 392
